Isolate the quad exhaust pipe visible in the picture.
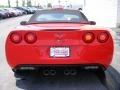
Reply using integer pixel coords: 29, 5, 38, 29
50, 70, 56, 76
64, 69, 70, 76
64, 69, 77, 76
43, 69, 77, 76
71, 70, 77, 75
43, 69, 56, 76
43, 70, 50, 76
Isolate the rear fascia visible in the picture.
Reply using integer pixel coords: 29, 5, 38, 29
5, 30, 114, 69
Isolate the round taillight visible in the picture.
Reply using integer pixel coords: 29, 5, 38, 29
82, 32, 95, 43
10, 32, 22, 44
97, 32, 109, 43
24, 32, 37, 44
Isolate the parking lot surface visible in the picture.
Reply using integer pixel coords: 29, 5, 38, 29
0, 15, 120, 90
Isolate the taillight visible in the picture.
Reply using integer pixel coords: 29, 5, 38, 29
82, 32, 95, 43
24, 32, 37, 44
97, 32, 109, 43
10, 32, 22, 44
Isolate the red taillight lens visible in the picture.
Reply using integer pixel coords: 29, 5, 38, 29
97, 32, 109, 43
82, 32, 95, 43
24, 32, 37, 44
10, 32, 22, 43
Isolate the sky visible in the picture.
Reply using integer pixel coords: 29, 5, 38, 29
0, 0, 84, 7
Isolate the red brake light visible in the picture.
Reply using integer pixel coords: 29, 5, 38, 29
24, 32, 37, 44
10, 32, 22, 44
82, 32, 95, 43
97, 32, 109, 43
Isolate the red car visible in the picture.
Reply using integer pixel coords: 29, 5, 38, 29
5, 9, 114, 75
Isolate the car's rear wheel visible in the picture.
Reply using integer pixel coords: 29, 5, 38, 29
94, 69, 107, 87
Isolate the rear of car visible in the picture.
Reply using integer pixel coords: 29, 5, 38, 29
5, 9, 114, 73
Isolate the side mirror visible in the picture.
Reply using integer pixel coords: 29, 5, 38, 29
20, 21, 29, 25
89, 21, 96, 25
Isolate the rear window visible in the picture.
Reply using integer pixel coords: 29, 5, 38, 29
36, 13, 80, 22
29, 9, 89, 23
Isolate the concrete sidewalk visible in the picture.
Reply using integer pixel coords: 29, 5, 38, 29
110, 28, 120, 74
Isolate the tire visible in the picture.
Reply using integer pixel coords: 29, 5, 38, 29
94, 69, 107, 87
95, 70, 105, 80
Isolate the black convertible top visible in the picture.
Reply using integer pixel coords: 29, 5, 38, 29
29, 9, 89, 23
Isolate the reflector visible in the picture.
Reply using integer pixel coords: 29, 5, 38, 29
24, 32, 37, 44
10, 32, 22, 43
97, 32, 109, 43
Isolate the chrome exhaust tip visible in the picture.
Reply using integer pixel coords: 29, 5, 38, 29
50, 70, 56, 76
64, 70, 70, 76
43, 70, 50, 76
70, 70, 77, 76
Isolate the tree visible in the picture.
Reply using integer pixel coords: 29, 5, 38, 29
47, 3, 52, 8
16, 0, 19, 7
0, 5, 5, 7
27, 0, 32, 7
22, 0, 25, 7
8, 0, 11, 7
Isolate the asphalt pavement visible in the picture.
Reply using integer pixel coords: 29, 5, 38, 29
0, 15, 120, 90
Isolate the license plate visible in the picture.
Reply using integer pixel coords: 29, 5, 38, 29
50, 47, 70, 57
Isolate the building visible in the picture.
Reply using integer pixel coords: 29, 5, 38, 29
117, 0, 120, 27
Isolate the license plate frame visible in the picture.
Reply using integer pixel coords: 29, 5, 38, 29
50, 47, 70, 58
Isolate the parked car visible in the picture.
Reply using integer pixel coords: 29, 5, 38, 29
0, 8, 9, 19
3, 8, 14, 17
12, 8, 24, 16
5, 9, 114, 76
30, 7, 39, 12
15, 7, 31, 14
14, 7, 27, 15
4, 8, 18, 17
27, 7, 38, 14
0, 10, 5, 19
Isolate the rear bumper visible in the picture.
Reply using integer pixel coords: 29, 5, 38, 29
6, 44, 113, 69
13, 64, 106, 71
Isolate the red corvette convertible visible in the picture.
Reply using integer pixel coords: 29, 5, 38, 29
5, 9, 114, 75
